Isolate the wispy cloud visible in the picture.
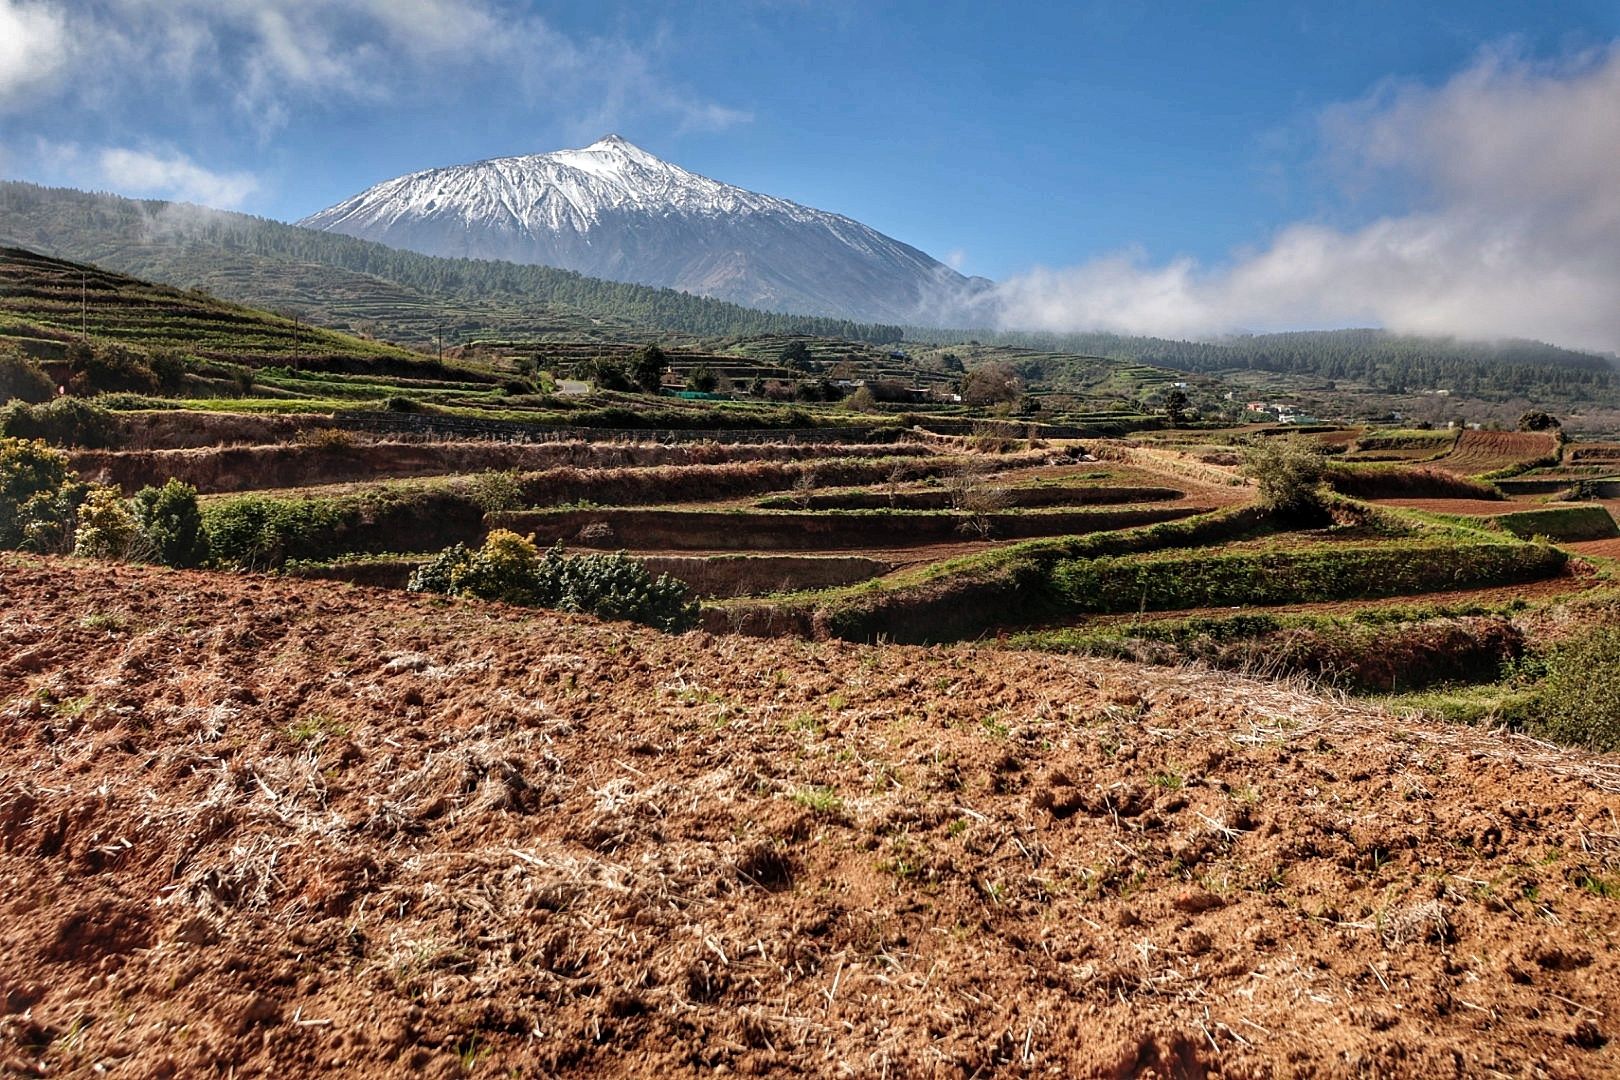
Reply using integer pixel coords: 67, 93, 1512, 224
0, 0, 68, 107
97, 147, 259, 208
987, 43, 1620, 352
16, 140, 260, 209
2, 1, 749, 140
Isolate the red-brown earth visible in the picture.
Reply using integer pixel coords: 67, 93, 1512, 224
2, 557, 1619, 1078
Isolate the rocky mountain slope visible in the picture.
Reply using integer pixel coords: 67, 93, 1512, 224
300, 135, 976, 323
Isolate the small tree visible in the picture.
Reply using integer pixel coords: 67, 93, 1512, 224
845, 385, 879, 411
788, 470, 820, 510
632, 344, 670, 394
686, 365, 720, 393
1240, 435, 1328, 523
1163, 388, 1191, 426
960, 363, 1023, 406
583, 357, 632, 392
780, 340, 814, 372
1518, 410, 1561, 432
946, 463, 1010, 539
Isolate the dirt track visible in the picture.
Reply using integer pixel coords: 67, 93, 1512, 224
3, 557, 1620, 1077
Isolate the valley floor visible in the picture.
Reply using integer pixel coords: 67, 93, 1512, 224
2, 557, 1619, 1077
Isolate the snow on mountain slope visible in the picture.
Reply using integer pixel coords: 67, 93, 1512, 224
298, 136, 976, 324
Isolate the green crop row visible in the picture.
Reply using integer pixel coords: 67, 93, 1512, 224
1048, 540, 1565, 614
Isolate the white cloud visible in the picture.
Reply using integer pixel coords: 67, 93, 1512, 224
7, 0, 747, 138
0, 0, 67, 107
987, 44, 1620, 353
97, 148, 259, 208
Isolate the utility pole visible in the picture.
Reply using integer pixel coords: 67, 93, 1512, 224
81, 271, 87, 336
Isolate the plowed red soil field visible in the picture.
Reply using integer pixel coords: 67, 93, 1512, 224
1565, 537, 1620, 559
1435, 430, 1560, 476
3, 557, 1620, 1077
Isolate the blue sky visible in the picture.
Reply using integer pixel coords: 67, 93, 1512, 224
5, 1, 1620, 347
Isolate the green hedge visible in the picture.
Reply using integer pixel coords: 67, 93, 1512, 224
202, 487, 486, 569
1049, 541, 1565, 614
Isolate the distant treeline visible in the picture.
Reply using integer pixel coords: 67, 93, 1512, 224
0, 183, 906, 345
909, 326, 1620, 399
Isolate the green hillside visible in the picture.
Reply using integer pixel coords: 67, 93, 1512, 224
0, 245, 476, 374
0, 246, 922, 431
0, 182, 905, 347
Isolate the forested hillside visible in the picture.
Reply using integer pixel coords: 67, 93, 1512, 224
0, 183, 905, 346
911, 326, 1620, 400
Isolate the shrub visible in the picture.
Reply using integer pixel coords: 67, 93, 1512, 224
297, 427, 357, 449
133, 479, 209, 567
73, 485, 141, 559
845, 385, 879, 412
147, 348, 190, 390
469, 469, 524, 512
0, 437, 84, 551
65, 341, 160, 394
1241, 435, 1328, 521
1530, 627, 1620, 749
0, 398, 117, 447
408, 529, 697, 632
203, 495, 347, 570
0, 348, 56, 404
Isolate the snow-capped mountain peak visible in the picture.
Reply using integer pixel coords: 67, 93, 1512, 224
298, 137, 970, 322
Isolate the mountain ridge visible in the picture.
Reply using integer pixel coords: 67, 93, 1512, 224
298, 136, 977, 323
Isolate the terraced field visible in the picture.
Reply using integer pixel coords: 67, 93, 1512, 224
7, 318, 1620, 1077
1439, 429, 1562, 475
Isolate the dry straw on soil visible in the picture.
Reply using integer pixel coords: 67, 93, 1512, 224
2, 557, 1619, 1077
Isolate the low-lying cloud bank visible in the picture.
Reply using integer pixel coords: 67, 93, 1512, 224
984, 45, 1620, 354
